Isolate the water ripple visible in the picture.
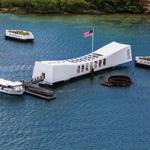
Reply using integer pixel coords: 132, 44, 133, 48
0, 14, 150, 150
0, 64, 32, 72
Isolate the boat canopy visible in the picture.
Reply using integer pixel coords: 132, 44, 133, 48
0, 79, 23, 87
6, 30, 32, 35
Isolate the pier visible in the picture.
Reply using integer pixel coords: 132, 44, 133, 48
25, 85, 56, 100
22, 75, 56, 100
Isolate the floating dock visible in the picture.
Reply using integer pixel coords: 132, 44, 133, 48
21, 75, 56, 100
25, 85, 56, 100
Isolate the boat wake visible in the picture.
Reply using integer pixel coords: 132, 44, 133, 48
57, 88, 76, 94
0, 64, 33, 72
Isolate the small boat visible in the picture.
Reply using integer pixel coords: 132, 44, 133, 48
5, 29, 34, 42
0, 79, 25, 95
135, 56, 150, 67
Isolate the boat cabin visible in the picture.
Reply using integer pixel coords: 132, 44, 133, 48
0, 79, 24, 90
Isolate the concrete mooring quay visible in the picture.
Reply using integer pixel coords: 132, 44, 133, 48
21, 76, 56, 100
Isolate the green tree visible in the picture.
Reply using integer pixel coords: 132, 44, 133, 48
0, 0, 144, 14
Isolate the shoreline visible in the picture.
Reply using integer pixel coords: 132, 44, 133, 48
0, 7, 146, 16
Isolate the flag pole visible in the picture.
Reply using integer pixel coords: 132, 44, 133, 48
91, 27, 94, 72
92, 27, 94, 54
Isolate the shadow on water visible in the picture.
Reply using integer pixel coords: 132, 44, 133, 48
5, 38, 34, 45
0, 93, 24, 104
0, 14, 150, 150
135, 65, 150, 71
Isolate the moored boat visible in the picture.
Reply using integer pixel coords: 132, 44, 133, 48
135, 56, 150, 67
0, 79, 25, 95
5, 29, 34, 42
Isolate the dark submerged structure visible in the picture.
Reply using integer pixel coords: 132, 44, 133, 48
102, 75, 133, 87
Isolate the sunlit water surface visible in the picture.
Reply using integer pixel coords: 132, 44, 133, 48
0, 14, 150, 150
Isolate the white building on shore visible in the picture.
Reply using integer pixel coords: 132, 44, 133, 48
32, 42, 132, 85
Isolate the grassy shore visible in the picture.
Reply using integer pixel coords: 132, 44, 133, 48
0, 0, 144, 14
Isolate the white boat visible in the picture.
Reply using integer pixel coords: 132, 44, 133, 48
135, 56, 150, 67
5, 30, 34, 42
32, 42, 132, 86
0, 79, 25, 95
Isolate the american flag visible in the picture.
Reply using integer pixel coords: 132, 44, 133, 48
84, 30, 93, 38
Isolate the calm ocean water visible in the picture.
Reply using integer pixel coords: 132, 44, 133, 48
0, 14, 149, 150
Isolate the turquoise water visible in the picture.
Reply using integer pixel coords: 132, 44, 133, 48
0, 14, 150, 150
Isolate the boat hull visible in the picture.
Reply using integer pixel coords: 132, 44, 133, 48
5, 35, 34, 42
135, 62, 150, 68
0, 87, 24, 95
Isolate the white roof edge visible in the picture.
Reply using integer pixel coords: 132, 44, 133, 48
95, 41, 130, 56
37, 41, 131, 64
